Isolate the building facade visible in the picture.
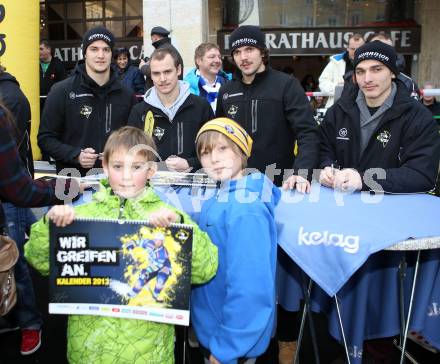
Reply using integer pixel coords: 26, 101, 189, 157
40, 0, 440, 86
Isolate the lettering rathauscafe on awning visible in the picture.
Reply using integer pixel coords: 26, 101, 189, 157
218, 26, 421, 55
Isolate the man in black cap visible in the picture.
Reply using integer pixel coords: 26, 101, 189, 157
319, 40, 439, 193
216, 25, 319, 189
38, 26, 136, 175
318, 40, 439, 363
139, 26, 184, 86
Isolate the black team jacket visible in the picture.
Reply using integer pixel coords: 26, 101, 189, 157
38, 61, 136, 176
216, 66, 320, 185
320, 79, 440, 193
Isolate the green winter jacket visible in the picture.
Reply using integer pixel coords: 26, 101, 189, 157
24, 182, 218, 364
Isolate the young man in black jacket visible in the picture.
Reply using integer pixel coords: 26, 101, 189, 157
319, 40, 439, 193
215, 25, 319, 189
128, 47, 213, 172
38, 27, 136, 176
318, 40, 440, 363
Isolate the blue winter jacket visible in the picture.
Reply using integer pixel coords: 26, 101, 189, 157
117, 65, 145, 95
191, 173, 280, 364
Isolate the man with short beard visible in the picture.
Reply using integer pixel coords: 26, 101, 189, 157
216, 25, 319, 189
38, 27, 136, 176
184, 42, 231, 112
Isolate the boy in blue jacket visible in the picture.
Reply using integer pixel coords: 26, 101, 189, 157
191, 117, 280, 364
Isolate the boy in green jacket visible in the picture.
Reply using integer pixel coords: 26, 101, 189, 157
24, 126, 218, 364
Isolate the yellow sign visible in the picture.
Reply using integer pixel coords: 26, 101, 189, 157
1, 1, 41, 159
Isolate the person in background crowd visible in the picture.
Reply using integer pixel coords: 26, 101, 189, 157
113, 47, 145, 95
301, 74, 317, 92
368, 31, 419, 100
139, 26, 184, 90
128, 47, 213, 172
318, 33, 365, 108
184, 42, 231, 112
367, 31, 406, 73
421, 81, 440, 196
0, 99, 78, 356
38, 26, 136, 176
421, 81, 440, 122
0, 65, 33, 176
309, 88, 328, 125
39, 40, 66, 112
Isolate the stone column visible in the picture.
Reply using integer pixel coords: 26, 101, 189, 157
143, 0, 207, 75
415, 0, 440, 86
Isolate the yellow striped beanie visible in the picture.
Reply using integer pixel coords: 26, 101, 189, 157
196, 117, 253, 157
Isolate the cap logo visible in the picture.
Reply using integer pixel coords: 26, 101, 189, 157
232, 38, 257, 48
224, 125, 234, 134
87, 33, 111, 43
357, 51, 389, 62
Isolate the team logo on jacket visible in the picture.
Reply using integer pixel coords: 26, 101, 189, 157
376, 130, 391, 147
153, 126, 165, 140
227, 104, 238, 118
336, 128, 349, 140
175, 229, 190, 244
69, 92, 76, 99
80, 105, 93, 119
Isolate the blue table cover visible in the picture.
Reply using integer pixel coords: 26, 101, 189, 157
78, 183, 440, 361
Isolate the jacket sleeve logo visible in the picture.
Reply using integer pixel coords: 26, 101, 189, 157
80, 105, 93, 119
153, 126, 165, 141
336, 128, 349, 140
376, 130, 391, 148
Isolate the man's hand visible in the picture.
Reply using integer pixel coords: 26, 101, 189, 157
333, 168, 362, 192
78, 148, 99, 168
165, 156, 191, 172
282, 175, 311, 194
209, 354, 221, 364
46, 205, 75, 227
149, 208, 180, 228
319, 166, 336, 188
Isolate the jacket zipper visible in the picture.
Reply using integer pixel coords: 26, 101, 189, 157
251, 99, 258, 133
118, 198, 127, 219
177, 121, 183, 155
105, 103, 112, 133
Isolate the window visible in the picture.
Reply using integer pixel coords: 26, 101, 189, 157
328, 16, 337, 26
351, 13, 361, 25
41, 0, 143, 41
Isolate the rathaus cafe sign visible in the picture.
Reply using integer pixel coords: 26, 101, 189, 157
218, 27, 421, 55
